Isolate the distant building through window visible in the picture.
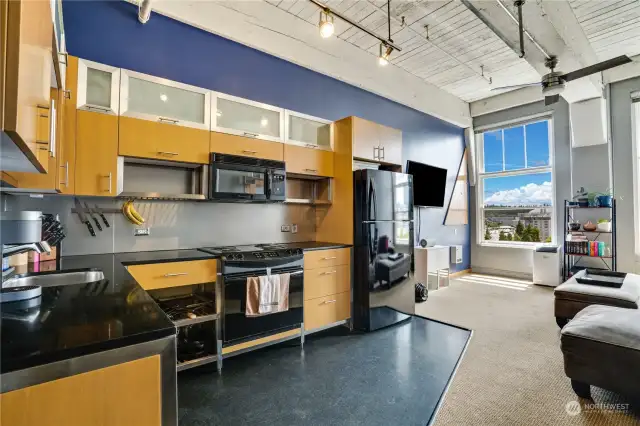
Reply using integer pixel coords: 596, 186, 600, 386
476, 118, 554, 245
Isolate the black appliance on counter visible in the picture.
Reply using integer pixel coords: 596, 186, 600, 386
353, 169, 415, 332
209, 153, 286, 202
198, 245, 303, 346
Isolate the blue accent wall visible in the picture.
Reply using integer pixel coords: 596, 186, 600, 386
62, 0, 470, 271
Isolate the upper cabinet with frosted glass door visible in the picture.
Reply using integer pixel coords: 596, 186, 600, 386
285, 111, 332, 151
119, 70, 211, 164
212, 93, 284, 143
76, 59, 120, 115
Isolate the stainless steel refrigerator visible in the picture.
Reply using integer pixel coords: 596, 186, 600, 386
353, 169, 415, 331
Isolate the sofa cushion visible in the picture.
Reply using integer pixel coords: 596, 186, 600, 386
562, 305, 640, 351
554, 273, 640, 309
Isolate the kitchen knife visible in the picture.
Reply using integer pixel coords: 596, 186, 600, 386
84, 202, 103, 232
74, 198, 96, 237
94, 204, 110, 228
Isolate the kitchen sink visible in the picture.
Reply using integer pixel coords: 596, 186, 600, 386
2, 269, 105, 289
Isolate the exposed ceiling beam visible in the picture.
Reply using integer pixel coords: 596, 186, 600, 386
469, 86, 544, 117
129, 0, 472, 128
463, 0, 602, 104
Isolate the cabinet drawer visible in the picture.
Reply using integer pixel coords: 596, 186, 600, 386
210, 132, 284, 161
304, 264, 350, 300
304, 248, 350, 270
284, 145, 334, 177
304, 292, 350, 331
119, 116, 209, 164
127, 260, 217, 291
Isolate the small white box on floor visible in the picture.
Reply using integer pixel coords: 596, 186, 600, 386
533, 245, 562, 287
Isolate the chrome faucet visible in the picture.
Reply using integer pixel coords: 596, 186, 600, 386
2, 241, 51, 258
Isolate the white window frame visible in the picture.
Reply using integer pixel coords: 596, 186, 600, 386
475, 115, 556, 248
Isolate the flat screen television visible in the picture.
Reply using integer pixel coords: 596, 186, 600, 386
406, 160, 448, 207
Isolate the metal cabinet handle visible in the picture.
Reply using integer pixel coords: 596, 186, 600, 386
60, 161, 68, 186
157, 151, 179, 156
321, 299, 337, 305
158, 117, 179, 124
243, 132, 259, 138
305, 144, 318, 149
164, 272, 188, 277
304, 168, 318, 173
320, 270, 337, 275
242, 150, 258, 154
104, 172, 112, 193
380, 146, 385, 160
86, 105, 111, 113
321, 256, 337, 260
373, 146, 379, 160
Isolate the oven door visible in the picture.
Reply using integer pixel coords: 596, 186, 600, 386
222, 267, 303, 345
210, 162, 268, 201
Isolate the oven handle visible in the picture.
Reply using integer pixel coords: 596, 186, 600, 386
223, 269, 304, 282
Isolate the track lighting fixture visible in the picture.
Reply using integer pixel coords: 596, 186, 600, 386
319, 10, 334, 39
378, 43, 393, 66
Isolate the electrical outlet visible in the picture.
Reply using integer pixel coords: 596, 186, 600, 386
281, 224, 291, 233
291, 224, 298, 234
134, 228, 151, 236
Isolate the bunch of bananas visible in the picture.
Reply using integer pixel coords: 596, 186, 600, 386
122, 200, 146, 226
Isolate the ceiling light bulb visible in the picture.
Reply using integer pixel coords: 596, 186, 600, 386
260, 118, 269, 127
378, 43, 393, 66
319, 10, 334, 38
160, 94, 168, 102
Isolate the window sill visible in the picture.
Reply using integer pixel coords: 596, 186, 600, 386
478, 242, 539, 250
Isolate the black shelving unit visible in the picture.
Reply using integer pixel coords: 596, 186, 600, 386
563, 199, 616, 280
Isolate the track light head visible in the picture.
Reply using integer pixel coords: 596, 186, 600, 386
319, 10, 334, 38
379, 43, 393, 66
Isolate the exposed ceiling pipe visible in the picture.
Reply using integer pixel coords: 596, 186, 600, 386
514, 0, 525, 58
138, 0, 153, 24
495, 0, 550, 59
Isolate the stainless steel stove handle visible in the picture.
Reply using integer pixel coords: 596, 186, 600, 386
289, 270, 304, 275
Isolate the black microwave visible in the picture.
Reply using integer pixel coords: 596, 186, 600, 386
209, 153, 286, 202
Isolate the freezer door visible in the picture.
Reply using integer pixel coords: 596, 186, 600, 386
353, 219, 415, 331
360, 170, 413, 222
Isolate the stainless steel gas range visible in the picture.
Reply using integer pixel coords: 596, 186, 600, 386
198, 244, 305, 370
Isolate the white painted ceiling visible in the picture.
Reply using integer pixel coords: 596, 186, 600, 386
146, 0, 640, 125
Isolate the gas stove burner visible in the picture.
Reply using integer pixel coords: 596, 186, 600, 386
199, 244, 304, 261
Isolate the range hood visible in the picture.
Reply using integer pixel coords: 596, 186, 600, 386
117, 157, 208, 201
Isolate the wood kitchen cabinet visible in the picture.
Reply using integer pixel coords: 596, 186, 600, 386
0, 355, 161, 426
2, 0, 53, 173
75, 110, 119, 196
210, 131, 284, 161
284, 145, 334, 177
57, 55, 78, 194
127, 260, 217, 291
119, 116, 210, 164
352, 117, 402, 165
303, 248, 351, 332
9, 89, 61, 190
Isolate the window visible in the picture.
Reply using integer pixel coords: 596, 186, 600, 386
476, 118, 554, 245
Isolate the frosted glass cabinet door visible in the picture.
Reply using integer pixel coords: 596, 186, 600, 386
120, 70, 210, 130
285, 111, 332, 151
76, 59, 120, 115
212, 93, 284, 142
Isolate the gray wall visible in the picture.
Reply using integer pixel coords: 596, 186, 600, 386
4, 195, 315, 256
611, 77, 640, 272
470, 99, 572, 278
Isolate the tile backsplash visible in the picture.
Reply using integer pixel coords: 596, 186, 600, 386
3, 194, 315, 256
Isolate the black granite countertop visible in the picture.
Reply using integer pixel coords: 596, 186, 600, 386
259, 241, 352, 252
0, 254, 176, 374
116, 249, 218, 265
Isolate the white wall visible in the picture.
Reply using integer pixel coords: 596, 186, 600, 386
611, 77, 640, 273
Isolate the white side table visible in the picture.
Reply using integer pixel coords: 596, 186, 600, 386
414, 245, 450, 290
